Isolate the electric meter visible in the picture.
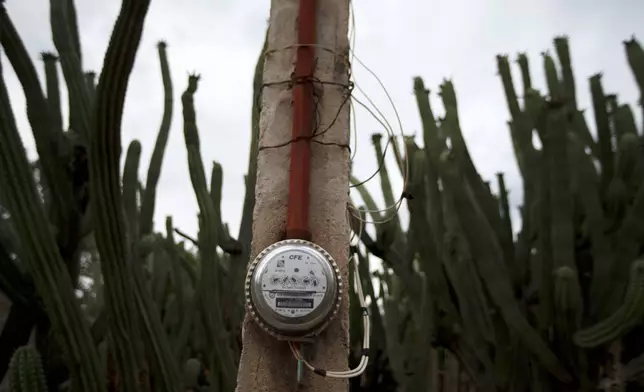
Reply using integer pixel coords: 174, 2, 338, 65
245, 239, 343, 339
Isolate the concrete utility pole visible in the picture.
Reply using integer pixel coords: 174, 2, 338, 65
235, 0, 351, 390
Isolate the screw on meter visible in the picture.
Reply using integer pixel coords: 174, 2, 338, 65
245, 239, 342, 339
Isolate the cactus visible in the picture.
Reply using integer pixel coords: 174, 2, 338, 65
0, 32, 105, 391
182, 358, 202, 390
574, 259, 644, 348
349, 35, 644, 391
8, 347, 47, 392
1, 0, 644, 390
87, 0, 154, 389
139, 41, 174, 237
0, 1, 258, 390
180, 74, 238, 391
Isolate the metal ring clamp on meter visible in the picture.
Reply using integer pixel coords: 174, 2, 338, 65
245, 239, 343, 339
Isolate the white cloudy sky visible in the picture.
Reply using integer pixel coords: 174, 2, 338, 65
4, 0, 643, 239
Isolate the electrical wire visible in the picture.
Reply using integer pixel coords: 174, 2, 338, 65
337, 17, 411, 228
288, 253, 370, 379
263, 37, 410, 255
262, 44, 410, 218
259, 24, 409, 379
348, 0, 358, 162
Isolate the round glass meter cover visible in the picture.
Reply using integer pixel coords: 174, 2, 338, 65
259, 248, 329, 318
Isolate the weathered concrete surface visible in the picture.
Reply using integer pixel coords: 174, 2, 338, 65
235, 0, 351, 391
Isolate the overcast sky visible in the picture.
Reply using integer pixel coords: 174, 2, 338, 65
4, 0, 643, 239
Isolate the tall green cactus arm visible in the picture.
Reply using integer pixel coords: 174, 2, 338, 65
0, 53, 105, 392
546, 107, 576, 270
441, 191, 496, 346
614, 104, 639, 137
349, 175, 384, 224
550, 37, 599, 153
496, 173, 513, 247
542, 52, 563, 100
442, 82, 519, 289
567, 135, 614, 314
535, 149, 555, 334
181, 75, 210, 207
496, 56, 539, 185
496, 55, 523, 120
181, 74, 237, 390
623, 37, 644, 102
88, 0, 152, 389
388, 134, 407, 177
370, 134, 397, 215
552, 266, 584, 373
123, 140, 142, 248
439, 81, 510, 258
436, 148, 571, 382
406, 149, 456, 321
113, 218, 182, 391
366, 134, 403, 249
603, 171, 644, 310
63, 0, 82, 62
165, 217, 185, 322
413, 77, 447, 160
553, 267, 583, 318
85, 71, 97, 109
606, 94, 620, 137
516, 53, 532, 94
182, 358, 202, 390
350, 172, 404, 262
41, 53, 64, 134
414, 76, 458, 242
553, 36, 578, 109
614, 133, 643, 196
590, 74, 614, 191
139, 41, 174, 236
209, 162, 242, 254
574, 259, 644, 348
571, 109, 598, 156
130, 255, 183, 392
496, 172, 522, 284
151, 245, 171, 307
0, 6, 77, 237
49, 0, 91, 138
8, 346, 47, 392
124, 120, 182, 392
348, 201, 424, 305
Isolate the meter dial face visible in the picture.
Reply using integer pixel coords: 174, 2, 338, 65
259, 249, 328, 318
246, 239, 342, 338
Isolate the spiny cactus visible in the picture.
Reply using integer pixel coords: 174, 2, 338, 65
0, 29, 105, 392
8, 347, 46, 392
182, 358, 202, 390
87, 1, 155, 389
2, 0, 644, 390
349, 35, 644, 391
0, 1, 261, 390
180, 73, 237, 390
574, 259, 644, 348
139, 41, 174, 237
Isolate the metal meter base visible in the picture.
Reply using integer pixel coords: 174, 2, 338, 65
245, 239, 343, 339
